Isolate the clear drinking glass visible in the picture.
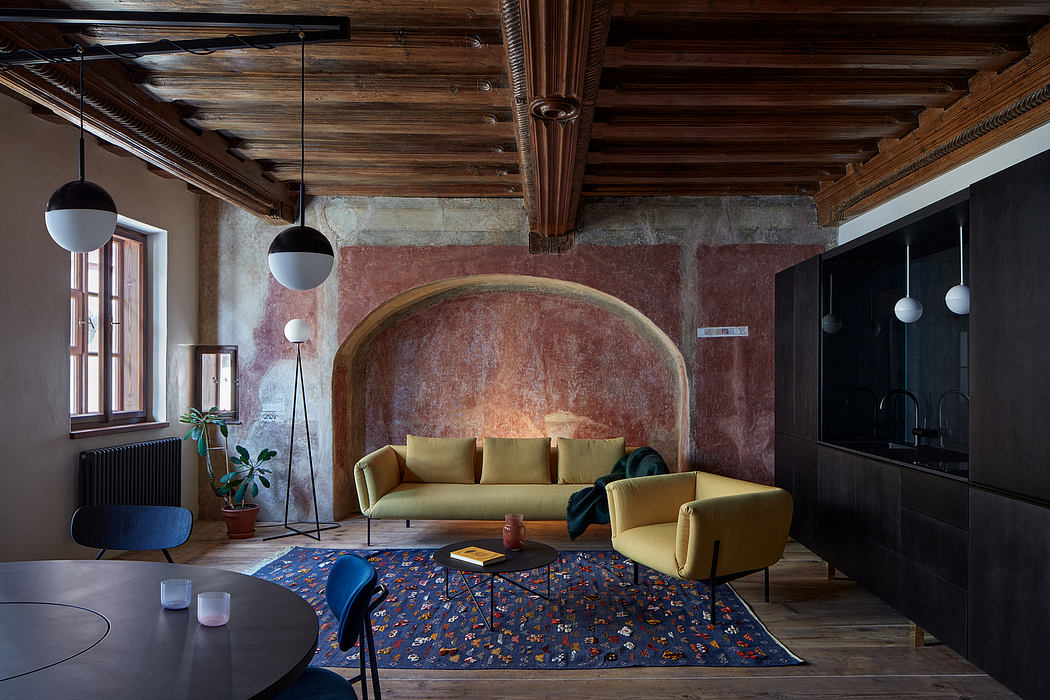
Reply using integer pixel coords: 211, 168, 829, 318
160, 579, 192, 610
197, 591, 231, 626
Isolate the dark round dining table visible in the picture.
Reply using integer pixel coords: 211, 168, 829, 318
0, 559, 318, 699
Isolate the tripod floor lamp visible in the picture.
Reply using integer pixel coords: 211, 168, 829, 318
264, 318, 339, 541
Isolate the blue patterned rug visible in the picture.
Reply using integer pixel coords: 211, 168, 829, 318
251, 546, 802, 669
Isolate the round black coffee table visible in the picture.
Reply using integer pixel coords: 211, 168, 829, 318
434, 538, 557, 631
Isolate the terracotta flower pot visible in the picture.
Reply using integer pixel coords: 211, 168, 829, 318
221, 504, 260, 539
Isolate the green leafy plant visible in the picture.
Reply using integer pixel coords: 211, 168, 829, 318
219, 446, 276, 508
179, 406, 231, 507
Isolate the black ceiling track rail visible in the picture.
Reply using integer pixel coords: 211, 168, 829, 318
0, 10, 350, 66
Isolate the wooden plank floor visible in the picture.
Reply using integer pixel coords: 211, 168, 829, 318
136, 517, 1016, 699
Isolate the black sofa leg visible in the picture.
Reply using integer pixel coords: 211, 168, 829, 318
405, 520, 410, 528
366, 516, 371, 547
633, 560, 638, 585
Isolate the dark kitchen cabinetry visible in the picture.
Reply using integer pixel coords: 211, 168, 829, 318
775, 148, 1050, 698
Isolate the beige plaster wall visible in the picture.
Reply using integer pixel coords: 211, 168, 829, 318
0, 95, 199, 562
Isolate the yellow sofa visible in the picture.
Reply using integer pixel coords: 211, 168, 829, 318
354, 441, 632, 545
606, 471, 793, 623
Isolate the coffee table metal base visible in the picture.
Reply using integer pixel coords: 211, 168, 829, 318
442, 565, 551, 631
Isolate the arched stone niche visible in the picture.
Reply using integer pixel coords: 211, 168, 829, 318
331, 274, 688, 519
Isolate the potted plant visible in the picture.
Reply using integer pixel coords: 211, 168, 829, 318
180, 406, 235, 508
217, 446, 276, 539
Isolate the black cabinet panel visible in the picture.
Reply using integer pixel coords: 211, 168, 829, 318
852, 541, 901, 610
855, 456, 900, 552
775, 269, 794, 437
794, 438, 819, 555
900, 508, 967, 588
793, 256, 820, 441
970, 148, 1050, 503
901, 561, 967, 656
817, 446, 857, 572
901, 470, 968, 530
969, 489, 1050, 700
775, 432, 793, 494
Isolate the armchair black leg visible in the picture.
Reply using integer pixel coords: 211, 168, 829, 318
405, 520, 410, 528
764, 567, 770, 603
709, 540, 721, 625
94, 549, 105, 560
633, 560, 638, 585
366, 516, 371, 547
162, 548, 174, 564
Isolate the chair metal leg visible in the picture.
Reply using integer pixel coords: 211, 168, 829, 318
366, 616, 382, 700
366, 516, 371, 547
358, 620, 368, 700
162, 548, 174, 564
633, 560, 638, 585
405, 520, 410, 528
764, 567, 770, 603
95, 549, 105, 560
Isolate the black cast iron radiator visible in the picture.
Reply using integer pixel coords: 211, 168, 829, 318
78, 437, 181, 507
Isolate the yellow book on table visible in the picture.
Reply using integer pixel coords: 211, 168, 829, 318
449, 546, 507, 566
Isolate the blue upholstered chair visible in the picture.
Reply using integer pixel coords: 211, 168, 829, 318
70, 504, 193, 563
277, 553, 389, 700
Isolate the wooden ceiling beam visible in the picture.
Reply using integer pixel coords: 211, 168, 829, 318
0, 22, 294, 222
140, 72, 510, 105
815, 24, 1050, 226
589, 141, 879, 164
582, 182, 821, 196
586, 163, 846, 180
611, 1, 1050, 16
501, 0, 612, 253
304, 184, 520, 197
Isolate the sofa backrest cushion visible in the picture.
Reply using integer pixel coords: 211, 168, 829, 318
556, 437, 626, 484
480, 437, 552, 484
404, 435, 477, 483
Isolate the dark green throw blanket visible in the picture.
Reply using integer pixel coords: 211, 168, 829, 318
566, 446, 669, 539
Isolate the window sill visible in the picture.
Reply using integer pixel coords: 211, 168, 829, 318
70, 421, 170, 439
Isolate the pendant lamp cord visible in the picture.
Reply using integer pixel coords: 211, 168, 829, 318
905, 245, 911, 296
958, 225, 965, 285
77, 44, 85, 182
298, 31, 305, 227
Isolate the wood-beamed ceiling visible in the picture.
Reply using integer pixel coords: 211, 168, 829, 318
3, 1, 1050, 241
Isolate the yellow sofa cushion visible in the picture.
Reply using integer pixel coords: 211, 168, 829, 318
480, 437, 551, 484
556, 437, 626, 484
404, 435, 476, 483
369, 483, 581, 520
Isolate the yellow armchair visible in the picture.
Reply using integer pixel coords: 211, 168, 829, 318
606, 471, 793, 624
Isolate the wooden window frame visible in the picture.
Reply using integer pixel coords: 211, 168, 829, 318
193, 345, 240, 423
70, 226, 152, 430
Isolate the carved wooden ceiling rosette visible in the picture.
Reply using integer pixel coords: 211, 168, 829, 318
501, 0, 611, 253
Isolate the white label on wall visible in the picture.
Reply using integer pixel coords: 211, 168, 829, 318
697, 326, 749, 338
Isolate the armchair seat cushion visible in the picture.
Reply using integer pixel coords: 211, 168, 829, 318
611, 522, 680, 578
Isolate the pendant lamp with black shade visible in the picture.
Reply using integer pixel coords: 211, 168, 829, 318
45, 45, 117, 253
267, 33, 334, 291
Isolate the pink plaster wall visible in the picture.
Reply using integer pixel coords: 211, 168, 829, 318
361, 290, 677, 454
337, 245, 681, 343
692, 244, 826, 483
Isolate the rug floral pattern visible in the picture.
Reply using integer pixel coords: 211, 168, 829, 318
252, 547, 802, 670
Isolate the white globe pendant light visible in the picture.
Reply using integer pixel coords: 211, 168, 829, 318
894, 244, 924, 324
267, 33, 333, 291
284, 318, 311, 344
945, 224, 970, 315
45, 46, 116, 253
821, 275, 842, 334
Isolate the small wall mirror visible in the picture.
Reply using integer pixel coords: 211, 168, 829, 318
193, 345, 238, 422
